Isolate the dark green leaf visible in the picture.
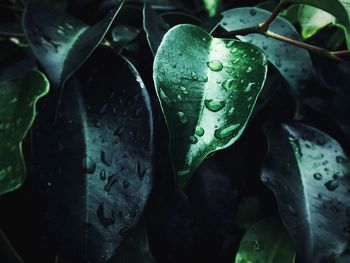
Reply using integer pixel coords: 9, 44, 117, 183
0, 230, 23, 263
220, 7, 313, 116
153, 24, 267, 189
23, 1, 124, 87
31, 48, 154, 262
262, 122, 350, 262
235, 216, 295, 263
0, 70, 49, 195
107, 224, 155, 263
143, 0, 170, 55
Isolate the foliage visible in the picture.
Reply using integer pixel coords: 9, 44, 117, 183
1, 0, 350, 262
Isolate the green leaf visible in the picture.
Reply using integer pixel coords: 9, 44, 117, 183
0, 70, 49, 195
107, 224, 155, 263
298, 5, 335, 39
153, 24, 267, 189
0, 230, 23, 263
23, 1, 124, 87
203, 0, 221, 17
30, 48, 154, 262
288, 0, 350, 48
220, 7, 313, 117
262, 122, 350, 262
235, 216, 295, 263
143, 0, 170, 55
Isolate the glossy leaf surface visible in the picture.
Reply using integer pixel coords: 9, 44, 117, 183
0, 70, 49, 195
262, 122, 350, 262
153, 24, 267, 189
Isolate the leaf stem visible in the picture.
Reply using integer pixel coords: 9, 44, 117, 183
258, 0, 286, 31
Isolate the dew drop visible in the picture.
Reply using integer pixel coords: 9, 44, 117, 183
336, 156, 346, 164
246, 66, 253, 73
100, 169, 106, 181
230, 47, 238, 54
205, 99, 226, 112
244, 82, 255, 92
177, 112, 188, 124
189, 136, 198, 144
226, 40, 234, 48
214, 123, 240, 139
250, 9, 257, 16
324, 179, 339, 191
313, 173, 323, 180
180, 86, 189, 95
207, 60, 223, 71
221, 78, 235, 91
252, 240, 263, 251
195, 126, 205, 136
191, 71, 198, 80
159, 88, 171, 105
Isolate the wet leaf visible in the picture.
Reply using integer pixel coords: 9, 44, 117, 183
288, 0, 350, 48
0, 70, 49, 195
262, 122, 350, 262
31, 48, 154, 262
153, 24, 267, 189
220, 7, 313, 116
23, 1, 124, 87
235, 216, 295, 263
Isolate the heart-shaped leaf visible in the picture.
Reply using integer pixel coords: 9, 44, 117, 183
220, 7, 313, 116
23, 1, 124, 87
0, 70, 49, 195
30, 48, 154, 262
235, 216, 295, 263
288, 0, 350, 48
153, 24, 267, 189
262, 122, 350, 262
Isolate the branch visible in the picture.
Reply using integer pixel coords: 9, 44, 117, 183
215, 0, 348, 62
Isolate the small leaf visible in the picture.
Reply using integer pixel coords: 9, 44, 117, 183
298, 5, 335, 39
288, 0, 350, 48
235, 216, 295, 263
262, 122, 350, 262
220, 7, 313, 116
203, 0, 221, 17
0, 70, 49, 195
23, 1, 124, 87
0, 230, 23, 263
153, 24, 267, 189
143, 0, 170, 55
31, 48, 154, 262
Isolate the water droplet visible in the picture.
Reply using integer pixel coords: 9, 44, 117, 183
180, 86, 189, 95
252, 240, 263, 251
202, 75, 208, 82
214, 124, 240, 139
177, 169, 190, 176
195, 126, 204, 136
336, 156, 346, 163
82, 157, 96, 174
227, 107, 234, 115
177, 112, 188, 124
205, 99, 226, 112
230, 58, 240, 65
101, 151, 112, 166
123, 180, 129, 188
100, 169, 106, 181
207, 60, 223, 72
246, 67, 253, 73
244, 82, 255, 92
159, 88, 170, 105
324, 179, 339, 191
191, 71, 198, 80
189, 136, 198, 144
250, 9, 257, 16
226, 40, 234, 48
230, 47, 238, 54
313, 173, 323, 180
114, 126, 124, 136
172, 63, 177, 68
221, 78, 235, 91
57, 28, 64, 35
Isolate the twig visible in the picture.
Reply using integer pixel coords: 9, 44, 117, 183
216, 0, 348, 61
263, 31, 344, 62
